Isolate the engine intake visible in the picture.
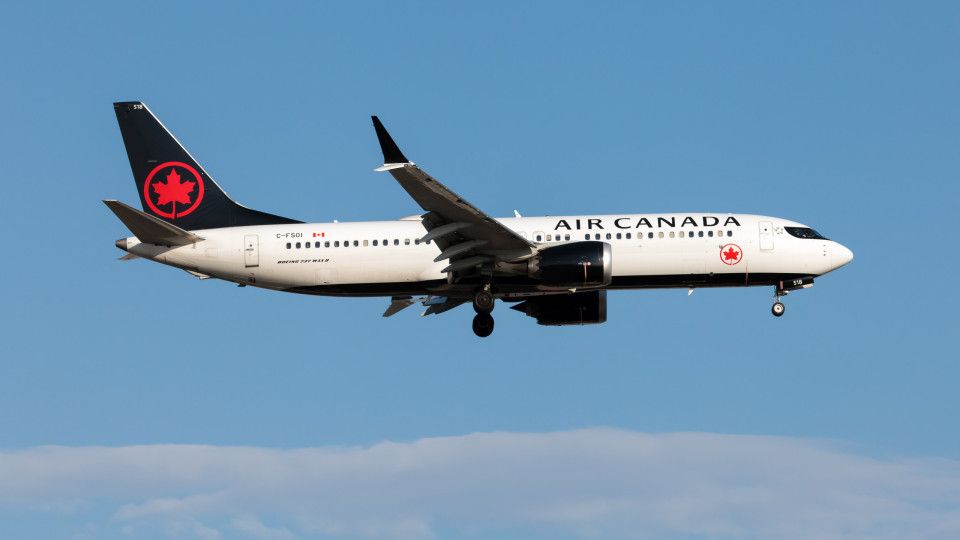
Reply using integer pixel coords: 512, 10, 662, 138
529, 241, 612, 288
510, 290, 607, 326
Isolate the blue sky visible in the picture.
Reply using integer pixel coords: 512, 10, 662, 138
2, 2, 959, 539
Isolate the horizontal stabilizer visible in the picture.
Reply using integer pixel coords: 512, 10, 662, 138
103, 200, 204, 246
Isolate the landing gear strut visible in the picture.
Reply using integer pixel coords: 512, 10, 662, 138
472, 285, 495, 337
772, 287, 787, 317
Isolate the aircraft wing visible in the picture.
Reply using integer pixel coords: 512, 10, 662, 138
372, 117, 536, 275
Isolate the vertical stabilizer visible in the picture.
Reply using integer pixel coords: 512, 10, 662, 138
113, 102, 300, 230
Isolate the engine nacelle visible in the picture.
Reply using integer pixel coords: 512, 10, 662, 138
510, 290, 607, 326
529, 241, 612, 288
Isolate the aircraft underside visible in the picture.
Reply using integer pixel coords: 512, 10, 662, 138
284, 272, 814, 297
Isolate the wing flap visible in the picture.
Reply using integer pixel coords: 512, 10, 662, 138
383, 296, 424, 317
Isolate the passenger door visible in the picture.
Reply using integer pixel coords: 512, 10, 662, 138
244, 235, 259, 267
759, 221, 774, 251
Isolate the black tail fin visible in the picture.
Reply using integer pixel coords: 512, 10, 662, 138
113, 102, 300, 230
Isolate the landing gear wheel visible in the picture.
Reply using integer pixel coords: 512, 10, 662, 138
472, 313, 494, 337
473, 289, 494, 314
772, 302, 785, 317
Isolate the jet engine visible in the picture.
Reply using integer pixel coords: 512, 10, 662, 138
528, 241, 612, 288
510, 290, 607, 326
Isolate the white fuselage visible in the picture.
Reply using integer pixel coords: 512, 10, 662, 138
121, 213, 853, 298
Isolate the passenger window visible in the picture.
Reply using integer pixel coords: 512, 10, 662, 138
727, 231, 732, 237
363, 240, 369, 247
536, 234, 542, 242
325, 241, 330, 247
343, 241, 349, 248
626, 233, 631, 239
595, 234, 601, 240
564, 234, 570, 241
648, 232, 654, 239
669, 232, 675, 238
658, 232, 664, 239
546, 234, 552, 241
306, 242, 311, 248
373, 240, 378, 246
334, 241, 340, 247
415, 239, 420, 245
708, 231, 713, 237
426, 240, 431, 244
383, 239, 388, 246
352, 240, 358, 247
286, 242, 291, 249
585, 234, 590, 240
680, 231, 685, 238
404, 239, 410, 245
315, 242, 320, 248
394, 239, 399, 245
296, 242, 301, 248
616, 233, 622, 240
698, 231, 703, 238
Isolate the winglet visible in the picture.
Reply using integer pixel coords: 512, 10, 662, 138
372, 116, 411, 165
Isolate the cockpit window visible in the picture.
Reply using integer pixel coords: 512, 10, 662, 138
785, 227, 828, 240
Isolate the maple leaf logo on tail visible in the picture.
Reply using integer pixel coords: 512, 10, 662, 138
143, 162, 205, 220
152, 168, 195, 218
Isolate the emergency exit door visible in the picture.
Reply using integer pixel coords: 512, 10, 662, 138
244, 235, 259, 267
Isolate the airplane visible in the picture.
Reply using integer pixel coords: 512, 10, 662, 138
105, 102, 853, 337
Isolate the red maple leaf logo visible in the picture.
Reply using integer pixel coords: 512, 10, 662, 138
723, 247, 740, 261
152, 168, 195, 213
143, 162, 205, 220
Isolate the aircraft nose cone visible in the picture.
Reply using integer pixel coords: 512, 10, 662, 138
833, 243, 853, 269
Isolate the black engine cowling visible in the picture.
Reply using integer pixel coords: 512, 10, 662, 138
510, 290, 607, 326
529, 241, 612, 288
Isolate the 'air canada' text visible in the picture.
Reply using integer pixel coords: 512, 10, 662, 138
553, 215, 742, 231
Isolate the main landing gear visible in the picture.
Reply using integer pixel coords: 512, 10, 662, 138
472, 285, 495, 338
772, 286, 787, 317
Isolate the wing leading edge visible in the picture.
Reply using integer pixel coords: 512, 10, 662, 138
371, 117, 536, 277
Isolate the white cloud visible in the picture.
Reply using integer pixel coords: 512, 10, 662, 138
2, 429, 960, 539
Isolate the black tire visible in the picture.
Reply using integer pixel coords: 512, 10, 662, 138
473, 289, 494, 314
472, 313, 494, 337
772, 302, 785, 317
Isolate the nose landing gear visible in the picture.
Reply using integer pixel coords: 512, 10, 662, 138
771, 287, 787, 317
472, 285, 495, 337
